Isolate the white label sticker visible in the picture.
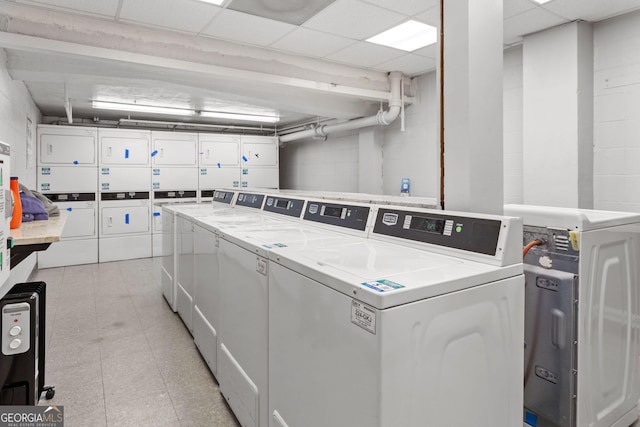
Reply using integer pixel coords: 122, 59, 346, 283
351, 300, 376, 335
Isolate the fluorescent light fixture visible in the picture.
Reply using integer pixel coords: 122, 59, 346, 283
197, 0, 227, 5
199, 111, 280, 123
367, 20, 437, 52
530, 0, 553, 4
92, 101, 194, 116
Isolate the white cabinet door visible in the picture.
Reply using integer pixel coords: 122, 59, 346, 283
99, 129, 150, 166
152, 167, 199, 191
100, 204, 150, 236
100, 167, 150, 192
241, 136, 278, 167
199, 167, 241, 190
152, 132, 198, 166
37, 166, 97, 193
241, 167, 279, 189
199, 135, 240, 167
59, 202, 97, 239
38, 125, 97, 165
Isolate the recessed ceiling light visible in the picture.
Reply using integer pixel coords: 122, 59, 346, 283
197, 0, 227, 6
199, 111, 280, 123
366, 20, 437, 52
530, 0, 553, 4
92, 101, 194, 116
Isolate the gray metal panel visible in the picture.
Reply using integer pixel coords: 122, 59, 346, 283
523, 264, 578, 427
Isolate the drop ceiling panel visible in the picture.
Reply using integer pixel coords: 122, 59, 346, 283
119, 0, 221, 34
504, 7, 569, 44
361, 0, 437, 16
269, 27, 355, 58
503, 0, 536, 20
413, 6, 439, 27
202, 9, 296, 47
541, 0, 640, 22
374, 53, 436, 76
326, 41, 405, 68
413, 43, 438, 58
227, 0, 336, 25
302, 0, 407, 40
15, 0, 120, 17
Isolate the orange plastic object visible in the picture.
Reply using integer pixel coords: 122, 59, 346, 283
10, 177, 22, 229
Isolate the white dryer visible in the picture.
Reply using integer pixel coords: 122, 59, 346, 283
504, 205, 640, 427
267, 206, 525, 427
37, 193, 98, 268
160, 190, 236, 312
215, 199, 373, 427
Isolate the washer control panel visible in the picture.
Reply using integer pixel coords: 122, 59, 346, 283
2, 302, 30, 355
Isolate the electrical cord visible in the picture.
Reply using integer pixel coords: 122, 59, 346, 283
523, 238, 546, 257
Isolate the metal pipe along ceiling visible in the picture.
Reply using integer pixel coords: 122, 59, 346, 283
279, 71, 404, 144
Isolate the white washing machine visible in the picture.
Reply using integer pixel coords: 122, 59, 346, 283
267, 206, 525, 427
98, 191, 151, 262
152, 190, 198, 257
177, 193, 289, 334
191, 192, 283, 378
161, 190, 236, 312
504, 205, 640, 427
215, 199, 373, 427
37, 193, 98, 268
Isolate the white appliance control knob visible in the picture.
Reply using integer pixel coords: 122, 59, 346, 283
9, 338, 21, 349
9, 326, 21, 336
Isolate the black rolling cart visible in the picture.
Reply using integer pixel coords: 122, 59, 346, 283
0, 281, 55, 404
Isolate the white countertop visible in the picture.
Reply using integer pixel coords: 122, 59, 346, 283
10, 211, 68, 245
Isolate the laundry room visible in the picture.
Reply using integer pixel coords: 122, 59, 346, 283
0, 1, 639, 427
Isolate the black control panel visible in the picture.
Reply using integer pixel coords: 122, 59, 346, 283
212, 191, 235, 204
373, 208, 502, 256
154, 190, 197, 200
200, 190, 214, 199
303, 202, 370, 231
47, 193, 95, 202
263, 196, 305, 218
101, 192, 150, 201
235, 193, 265, 209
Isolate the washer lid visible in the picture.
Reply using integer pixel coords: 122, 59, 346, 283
504, 204, 640, 231
271, 239, 522, 309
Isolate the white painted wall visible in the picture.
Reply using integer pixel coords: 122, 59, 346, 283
503, 46, 523, 204
279, 131, 359, 191
593, 10, 640, 213
280, 72, 440, 199
0, 49, 40, 188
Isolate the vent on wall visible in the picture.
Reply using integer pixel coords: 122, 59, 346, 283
554, 234, 570, 252
227, 0, 335, 25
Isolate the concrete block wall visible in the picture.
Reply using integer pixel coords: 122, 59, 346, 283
503, 46, 524, 204
593, 10, 640, 212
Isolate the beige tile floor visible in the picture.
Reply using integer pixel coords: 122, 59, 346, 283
33, 258, 240, 427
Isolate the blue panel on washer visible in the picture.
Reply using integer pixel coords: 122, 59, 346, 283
524, 411, 537, 426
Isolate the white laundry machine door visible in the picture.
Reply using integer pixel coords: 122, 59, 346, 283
38, 125, 97, 165
193, 223, 220, 377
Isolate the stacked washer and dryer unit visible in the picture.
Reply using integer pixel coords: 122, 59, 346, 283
151, 132, 199, 257
37, 126, 99, 268
98, 129, 152, 262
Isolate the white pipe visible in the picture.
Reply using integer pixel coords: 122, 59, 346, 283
279, 71, 404, 144
64, 84, 73, 124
